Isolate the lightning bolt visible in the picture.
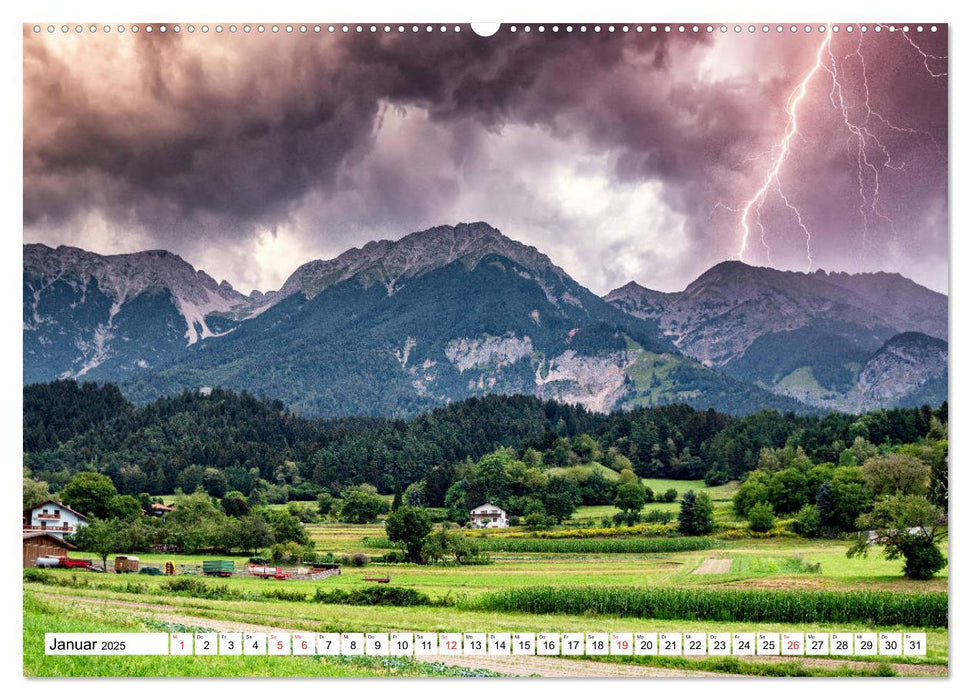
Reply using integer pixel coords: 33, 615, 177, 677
734, 25, 945, 268
737, 30, 831, 269
897, 28, 948, 78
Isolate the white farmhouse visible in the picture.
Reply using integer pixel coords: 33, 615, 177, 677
470, 503, 508, 528
23, 500, 89, 535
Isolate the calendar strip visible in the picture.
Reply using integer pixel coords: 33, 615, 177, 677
46, 632, 927, 657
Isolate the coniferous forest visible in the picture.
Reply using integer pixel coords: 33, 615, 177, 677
24, 380, 947, 508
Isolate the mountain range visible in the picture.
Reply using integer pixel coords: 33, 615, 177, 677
23, 222, 947, 417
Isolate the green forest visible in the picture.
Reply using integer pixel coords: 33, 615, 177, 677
25, 380, 946, 505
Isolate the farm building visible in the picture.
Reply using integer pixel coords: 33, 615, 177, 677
23, 531, 76, 568
147, 502, 175, 517
470, 503, 508, 528
23, 500, 89, 534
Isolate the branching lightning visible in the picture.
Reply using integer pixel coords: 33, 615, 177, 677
736, 31, 831, 269
729, 25, 945, 269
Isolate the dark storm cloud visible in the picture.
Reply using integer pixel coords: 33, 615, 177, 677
23, 25, 948, 293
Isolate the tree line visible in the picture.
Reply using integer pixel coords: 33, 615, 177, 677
24, 380, 946, 505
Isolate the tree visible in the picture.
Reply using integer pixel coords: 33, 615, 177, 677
178, 464, 206, 494
815, 482, 835, 526
268, 510, 310, 545
848, 495, 947, 579
614, 481, 647, 526
690, 492, 716, 535
237, 513, 274, 556
444, 480, 469, 524
680, 490, 715, 535
23, 473, 51, 510
202, 468, 229, 498
169, 490, 227, 552
338, 484, 388, 524
767, 467, 810, 514
661, 488, 678, 503
316, 491, 335, 517
747, 501, 775, 532
405, 483, 423, 507
390, 481, 403, 512
679, 490, 697, 534
544, 477, 581, 523
794, 504, 822, 537
733, 471, 771, 516
60, 472, 118, 519
385, 506, 433, 563
828, 468, 873, 531
572, 434, 600, 463
422, 526, 482, 565
580, 470, 615, 505
107, 494, 142, 521
929, 452, 948, 511
72, 517, 123, 571
222, 491, 250, 518
861, 454, 930, 497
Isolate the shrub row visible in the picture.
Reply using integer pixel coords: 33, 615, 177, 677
460, 586, 947, 627
313, 586, 432, 607
472, 537, 717, 554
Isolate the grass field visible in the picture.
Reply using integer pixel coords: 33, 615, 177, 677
571, 479, 741, 524
25, 478, 948, 678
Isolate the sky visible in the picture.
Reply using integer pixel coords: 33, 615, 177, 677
23, 24, 948, 295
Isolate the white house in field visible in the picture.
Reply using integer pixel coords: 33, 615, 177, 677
470, 503, 508, 528
23, 500, 89, 535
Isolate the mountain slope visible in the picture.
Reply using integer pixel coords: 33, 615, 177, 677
605, 261, 947, 411
117, 229, 803, 416
24, 244, 254, 382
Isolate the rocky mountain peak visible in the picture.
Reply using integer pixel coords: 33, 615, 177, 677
267, 221, 564, 302
24, 243, 253, 348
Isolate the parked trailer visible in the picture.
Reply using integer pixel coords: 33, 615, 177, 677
114, 555, 140, 573
35, 556, 61, 568
248, 565, 292, 580
202, 560, 235, 577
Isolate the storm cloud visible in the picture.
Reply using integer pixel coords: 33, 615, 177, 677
23, 25, 948, 294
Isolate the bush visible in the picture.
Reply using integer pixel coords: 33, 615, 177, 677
262, 589, 310, 602
662, 489, 678, 503
313, 586, 432, 606
339, 552, 371, 567
643, 509, 673, 524
900, 540, 947, 580
24, 569, 54, 583
525, 512, 554, 530
159, 578, 242, 600
748, 502, 776, 533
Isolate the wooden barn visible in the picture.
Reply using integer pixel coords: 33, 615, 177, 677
23, 531, 76, 568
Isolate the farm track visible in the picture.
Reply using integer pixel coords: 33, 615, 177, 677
35, 592, 947, 677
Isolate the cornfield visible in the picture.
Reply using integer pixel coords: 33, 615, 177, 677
461, 586, 947, 627
472, 537, 717, 554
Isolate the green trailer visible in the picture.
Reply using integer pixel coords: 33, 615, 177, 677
202, 560, 235, 577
